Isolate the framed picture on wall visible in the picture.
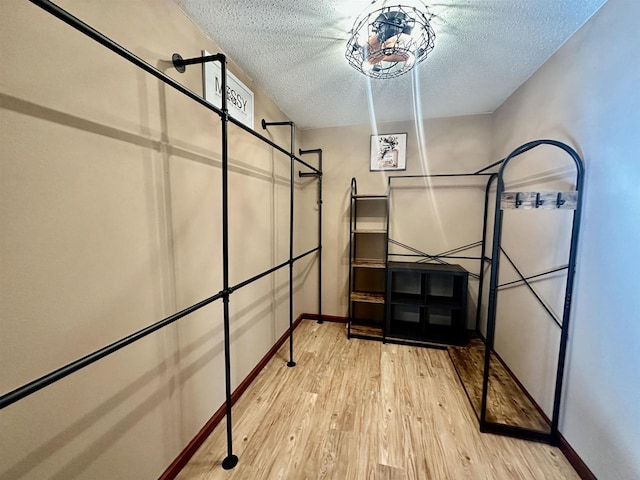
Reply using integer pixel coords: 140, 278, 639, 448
370, 133, 407, 171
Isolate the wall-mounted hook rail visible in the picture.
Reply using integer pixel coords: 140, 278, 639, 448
501, 191, 578, 210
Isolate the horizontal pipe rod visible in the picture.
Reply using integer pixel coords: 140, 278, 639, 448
299, 148, 322, 154
389, 173, 494, 180
262, 120, 293, 127
175, 53, 224, 67
0, 290, 225, 410
475, 158, 506, 174
229, 247, 319, 294
388, 254, 483, 260
292, 247, 320, 263
230, 260, 290, 294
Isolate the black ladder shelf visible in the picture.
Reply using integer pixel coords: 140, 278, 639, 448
347, 179, 388, 340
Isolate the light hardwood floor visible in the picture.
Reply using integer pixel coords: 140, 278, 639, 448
176, 321, 578, 479
449, 337, 550, 432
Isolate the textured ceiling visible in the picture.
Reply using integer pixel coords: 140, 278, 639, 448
173, 0, 607, 130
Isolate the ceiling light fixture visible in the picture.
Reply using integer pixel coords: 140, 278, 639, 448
345, 2, 435, 79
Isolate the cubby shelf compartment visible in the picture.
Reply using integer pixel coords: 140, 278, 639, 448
389, 293, 424, 305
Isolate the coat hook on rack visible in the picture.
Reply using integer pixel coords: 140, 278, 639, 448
515, 192, 523, 208
556, 192, 566, 208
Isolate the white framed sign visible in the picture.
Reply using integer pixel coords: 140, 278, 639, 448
202, 50, 254, 129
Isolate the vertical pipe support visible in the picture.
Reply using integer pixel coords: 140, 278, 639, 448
475, 174, 498, 333
318, 155, 322, 323
383, 177, 392, 343
347, 178, 358, 338
550, 145, 584, 442
299, 149, 323, 324
480, 173, 505, 429
288, 125, 296, 367
262, 119, 296, 367
218, 55, 239, 471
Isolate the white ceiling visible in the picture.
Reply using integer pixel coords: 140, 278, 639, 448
173, 0, 607, 130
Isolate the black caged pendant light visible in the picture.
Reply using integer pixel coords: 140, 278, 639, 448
345, 2, 436, 79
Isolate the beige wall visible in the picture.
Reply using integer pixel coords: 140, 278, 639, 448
0, 1, 317, 479
489, 0, 640, 478
301, 115, 494, 323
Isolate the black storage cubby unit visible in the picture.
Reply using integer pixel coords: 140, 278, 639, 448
385, 262, 468, 345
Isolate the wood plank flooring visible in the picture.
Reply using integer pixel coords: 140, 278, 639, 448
448, 337, 550, 432
176, 321, 578, 480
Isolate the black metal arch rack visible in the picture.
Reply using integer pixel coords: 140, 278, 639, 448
479, 139, 585, 445
0, 0, 324, 471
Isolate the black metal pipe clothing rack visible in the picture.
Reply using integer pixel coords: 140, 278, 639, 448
2, 0, 324, 471
384, 173, 496, 343
347, 173, 493, 345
